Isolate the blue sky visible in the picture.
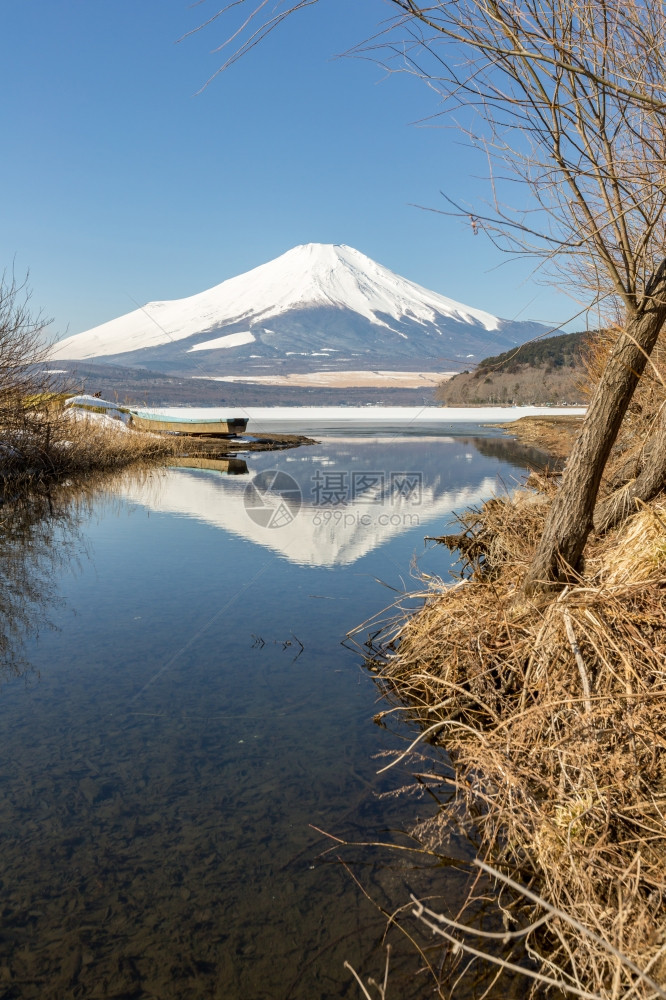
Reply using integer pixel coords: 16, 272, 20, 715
1, 0, 579, 340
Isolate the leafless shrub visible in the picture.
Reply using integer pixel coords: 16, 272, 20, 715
0, 269, 52, 410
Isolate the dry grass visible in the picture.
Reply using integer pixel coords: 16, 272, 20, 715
505, 415, 585, 462
356, 475, 666, 998
0, 407, 181, 496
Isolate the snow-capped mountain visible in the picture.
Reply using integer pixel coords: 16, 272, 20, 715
51, 244, 549, 373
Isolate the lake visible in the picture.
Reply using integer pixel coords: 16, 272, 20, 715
0, 424, 550, 1000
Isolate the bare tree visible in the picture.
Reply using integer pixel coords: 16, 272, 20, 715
388, 0, 666, 591
0, 271, 52, 423
189, 0, 666, 591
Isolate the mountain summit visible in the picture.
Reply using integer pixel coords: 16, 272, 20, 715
51, 244, 548, 373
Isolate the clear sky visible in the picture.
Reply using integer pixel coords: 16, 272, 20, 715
0, 0, 580, 341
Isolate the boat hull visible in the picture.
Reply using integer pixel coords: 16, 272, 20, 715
128, 414, 248, 437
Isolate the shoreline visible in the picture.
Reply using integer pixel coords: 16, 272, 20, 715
494, 412, 584, 461
361, 403, 666, 999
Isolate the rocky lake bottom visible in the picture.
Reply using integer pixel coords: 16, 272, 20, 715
0, 426, 553, 999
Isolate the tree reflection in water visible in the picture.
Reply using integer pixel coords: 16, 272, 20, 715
0, 470, 147, 679
0, 492, 75, 678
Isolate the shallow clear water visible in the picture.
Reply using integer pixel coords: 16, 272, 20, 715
0, 429, 546, 999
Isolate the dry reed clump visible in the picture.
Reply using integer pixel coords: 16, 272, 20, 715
0, 407, 178, 493
366, 481, 666, 998
53, 409, 177, 471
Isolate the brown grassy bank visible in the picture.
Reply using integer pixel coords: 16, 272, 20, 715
0, 409, 178, 497
501, 414, 585, 463
361, 474, 666, 999
357, 327, 666, 997
0, 404, 315, 499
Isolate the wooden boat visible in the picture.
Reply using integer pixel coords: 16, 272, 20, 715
128, 412, 248, 437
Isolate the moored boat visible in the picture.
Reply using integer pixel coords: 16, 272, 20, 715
127, 412, 248, 436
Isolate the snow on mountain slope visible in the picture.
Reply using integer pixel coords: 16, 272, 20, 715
188, 331, 256, 352
50, 244, 547, 371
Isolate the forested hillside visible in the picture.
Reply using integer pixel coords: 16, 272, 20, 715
435, 331, 587, 405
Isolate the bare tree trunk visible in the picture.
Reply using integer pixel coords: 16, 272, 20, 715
522, 263, 666, 595
593, 403, 666, 533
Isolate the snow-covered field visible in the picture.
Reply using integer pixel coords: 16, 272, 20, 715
138, 404, 585, 434
144, 404, 584, 420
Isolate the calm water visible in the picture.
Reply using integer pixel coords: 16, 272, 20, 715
0, 429, 547, 1000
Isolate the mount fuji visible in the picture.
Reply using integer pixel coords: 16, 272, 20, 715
50, 244, 549, 375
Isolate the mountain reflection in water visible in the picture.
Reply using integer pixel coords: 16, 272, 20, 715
122, 436, 546, 567
0, 432, 550, 1000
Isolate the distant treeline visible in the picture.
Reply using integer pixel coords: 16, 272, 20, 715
474, 331, 588, 375
436, 330, 589, 405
